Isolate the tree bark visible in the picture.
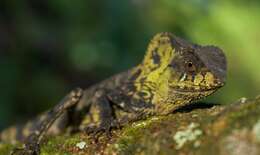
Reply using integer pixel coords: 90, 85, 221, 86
1, 95, 260, 155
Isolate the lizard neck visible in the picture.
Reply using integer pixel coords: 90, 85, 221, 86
129, 64, 187, 115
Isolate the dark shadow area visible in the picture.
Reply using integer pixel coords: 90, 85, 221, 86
174, 102, 221, 113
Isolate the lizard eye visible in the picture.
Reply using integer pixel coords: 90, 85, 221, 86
185, 61, 196, 72
187, 62, 193, 68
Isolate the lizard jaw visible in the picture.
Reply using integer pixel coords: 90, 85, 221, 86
170, 84, 224, 94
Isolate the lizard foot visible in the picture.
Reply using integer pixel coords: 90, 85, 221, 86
11, 134, 40, 155
85, 119, 121, 139
11, 144, 40, 155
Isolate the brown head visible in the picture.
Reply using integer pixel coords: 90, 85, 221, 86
136, 32, 227, 114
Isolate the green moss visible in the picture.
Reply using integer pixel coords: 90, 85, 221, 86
41, 134, 89, 155
1, 96, 260, 155
107, 116, 166, 154
0, 144, 15, 155
41, 135, 71, 154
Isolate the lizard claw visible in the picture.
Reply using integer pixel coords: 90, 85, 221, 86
11, 133, 40, 155
84, 119, 121, 139
11, 143, 40, 155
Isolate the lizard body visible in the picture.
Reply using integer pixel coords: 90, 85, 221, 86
0, 32, 227, 154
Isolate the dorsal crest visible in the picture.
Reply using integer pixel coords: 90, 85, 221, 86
136, 32, 177, 83
142, 32, 175, 70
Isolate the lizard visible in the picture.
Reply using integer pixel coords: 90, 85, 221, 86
0, 32, 227, 155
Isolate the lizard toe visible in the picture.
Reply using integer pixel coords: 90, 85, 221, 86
84, 119, 121, 139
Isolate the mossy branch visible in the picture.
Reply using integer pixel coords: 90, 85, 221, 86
1, 95, 260, 155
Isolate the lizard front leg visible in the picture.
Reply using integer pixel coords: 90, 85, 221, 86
84, 90, 120, 137
84, 88, 154, 138
11, 88, 83, 155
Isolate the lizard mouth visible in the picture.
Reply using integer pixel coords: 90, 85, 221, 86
170, 85, 223, 93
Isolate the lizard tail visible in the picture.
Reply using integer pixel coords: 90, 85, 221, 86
0, 112, 69, 144
0, 88, 83, 144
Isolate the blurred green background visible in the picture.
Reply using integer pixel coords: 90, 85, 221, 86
0, 0, 260, 130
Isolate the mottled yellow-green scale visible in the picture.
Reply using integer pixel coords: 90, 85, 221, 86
129, 33, 177, 110
138, 33, 175, 83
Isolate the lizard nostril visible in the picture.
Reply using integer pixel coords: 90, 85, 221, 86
214, 78, 225, 87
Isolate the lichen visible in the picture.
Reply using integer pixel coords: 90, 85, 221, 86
173, 122, 203, 149
76, 141, 87, 150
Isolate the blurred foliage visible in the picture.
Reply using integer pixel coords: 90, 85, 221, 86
0, 0, 260, 130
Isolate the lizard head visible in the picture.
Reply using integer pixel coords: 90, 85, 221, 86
138, 32, 227, 113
